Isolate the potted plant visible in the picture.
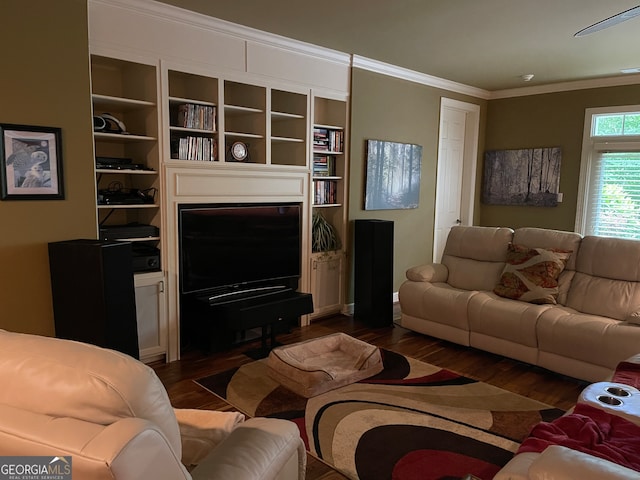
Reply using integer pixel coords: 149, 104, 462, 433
312, 211, 340, 253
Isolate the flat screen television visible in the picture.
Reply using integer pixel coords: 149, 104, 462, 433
178, 202, 302, 296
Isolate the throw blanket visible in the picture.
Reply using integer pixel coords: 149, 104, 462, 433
518, 403, 640, 472
613, 361, 640, 389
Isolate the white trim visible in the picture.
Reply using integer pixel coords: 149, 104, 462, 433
91, 0, 640, 101
491, 73, 640, 100
89, 0, 351, 68
433, 98, 479, 261
352, 55, 491, 100
575, 104, 640, 235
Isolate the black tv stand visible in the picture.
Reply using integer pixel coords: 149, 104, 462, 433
181, 286, 313, 357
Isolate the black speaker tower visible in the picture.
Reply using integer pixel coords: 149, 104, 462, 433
48, 239, 139, 358
354, 219, 394, 327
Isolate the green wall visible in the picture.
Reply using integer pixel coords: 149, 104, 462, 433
3, 1, 639, 335
0, 0, 96, 335
482, 84, 640, 230
348, 68, 487, 301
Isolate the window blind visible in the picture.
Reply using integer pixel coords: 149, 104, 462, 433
587, 151, 640, 239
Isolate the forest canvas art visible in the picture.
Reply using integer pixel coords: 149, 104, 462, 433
365, 139, 422, 210
482, 147, 562, 207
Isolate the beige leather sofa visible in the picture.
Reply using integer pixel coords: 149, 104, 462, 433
0, 329, 306, 480
399, 226, 640, 382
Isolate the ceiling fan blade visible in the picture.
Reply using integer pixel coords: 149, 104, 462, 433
575, 5, 640, 37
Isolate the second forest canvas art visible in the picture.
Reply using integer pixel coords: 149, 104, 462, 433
482, 147, 561, 207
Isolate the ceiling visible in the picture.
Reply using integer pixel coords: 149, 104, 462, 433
156, 0, 640, 92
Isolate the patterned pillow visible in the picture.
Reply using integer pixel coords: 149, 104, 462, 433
494, 243, 572, 304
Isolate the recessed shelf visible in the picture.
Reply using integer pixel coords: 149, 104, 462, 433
97, 204, 160, 209
168, 96, 216, 107
272, 111, 305, 120
272, 136, 304, 143
95, 169, 157, 175
170, 126, 216, 134
225, 105, 264, 115
92, 94, 155, 110
225, 132, 264, 139
94, 132, 157, 142
314, 123, 344, 131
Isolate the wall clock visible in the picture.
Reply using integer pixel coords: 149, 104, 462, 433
228, 141, 249, 162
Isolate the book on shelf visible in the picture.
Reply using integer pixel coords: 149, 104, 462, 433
314, 179, 338, 205
176, 103, 216, 131
313, 127, 343, 153
313, 155, 336, 176
171, 136, 218, 161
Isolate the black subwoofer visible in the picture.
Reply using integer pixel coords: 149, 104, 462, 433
48, 239, 139, 358
354, 219, 394, 327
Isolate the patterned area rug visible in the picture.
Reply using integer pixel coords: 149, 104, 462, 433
196, 348, 564, 480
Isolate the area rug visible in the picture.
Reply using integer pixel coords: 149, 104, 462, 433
196, 348, 564, 480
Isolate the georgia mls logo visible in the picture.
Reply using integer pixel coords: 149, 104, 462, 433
0, 456, 72, 479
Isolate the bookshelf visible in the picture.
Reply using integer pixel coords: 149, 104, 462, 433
271, 89, 308, 167
90, 54, 166, 363
310, 95, 349, 319
168, 70, 218, 162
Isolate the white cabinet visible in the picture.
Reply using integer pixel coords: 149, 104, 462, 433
135, 272, 167, 363
309, 252, 344, 318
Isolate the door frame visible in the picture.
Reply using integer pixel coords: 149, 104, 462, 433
433, 97, 480, 261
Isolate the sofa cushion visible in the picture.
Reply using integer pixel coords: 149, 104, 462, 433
493, 244, 572, 304
468, 291, 552, 348
442, 226, 514, 291
536, 307, 640, 370
566, 235, 640, 320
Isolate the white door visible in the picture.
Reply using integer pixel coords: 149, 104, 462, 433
433, 98, 480, 262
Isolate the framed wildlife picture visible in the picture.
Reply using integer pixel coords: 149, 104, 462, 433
0, 124, 64, 200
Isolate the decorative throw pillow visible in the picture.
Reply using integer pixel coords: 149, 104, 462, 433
493, 243, 572, 304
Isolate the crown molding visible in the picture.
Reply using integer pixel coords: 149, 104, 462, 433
89, 0, 351, 67
351, 55, 491, 100
91, 0, 640, 101
489, 73, 640, 99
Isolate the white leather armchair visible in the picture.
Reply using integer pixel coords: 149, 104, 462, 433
0, 329, 306, 480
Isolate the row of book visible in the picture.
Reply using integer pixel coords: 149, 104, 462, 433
313, 155, 337, 177
314, 179, 338, 205
313, 127, 344, 153
175, 103, 216, 131
171, 136, 218, 161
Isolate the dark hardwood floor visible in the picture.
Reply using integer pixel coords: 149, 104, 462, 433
152, 309, 589, 479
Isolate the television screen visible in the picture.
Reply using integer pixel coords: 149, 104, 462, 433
178, 203, 302, 295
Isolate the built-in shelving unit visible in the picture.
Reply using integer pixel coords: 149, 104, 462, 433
90, 54, 166, 363
88, 0, 352, 362
309, 95, 349, 319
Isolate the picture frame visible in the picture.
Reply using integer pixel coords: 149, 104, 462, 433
365, 139, 422, 210
482, 147, 561, 207
0, 123, 64, 200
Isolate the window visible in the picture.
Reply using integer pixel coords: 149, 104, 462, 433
593, 113, 640, 137
576, 106, 640, 239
